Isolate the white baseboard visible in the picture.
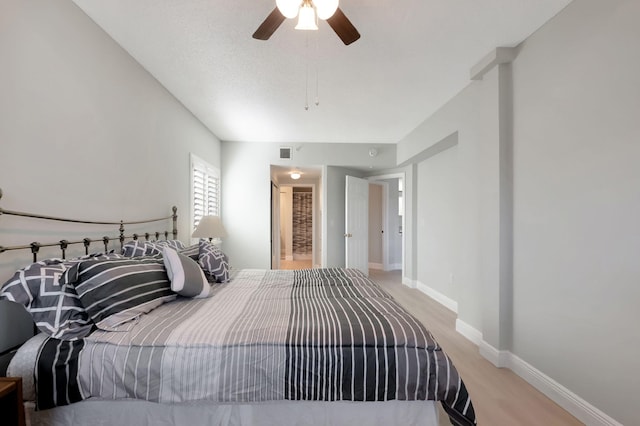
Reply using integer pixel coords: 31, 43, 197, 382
477, 342, 623, 426
455, 319, 483, 346
415, 281, 458, 313
388, 263, 402, 271
403, 278, 620, 425
478, 341, 510, 368
368, 262, 383, 270
508, 352, 622, 426
419, 288, 621, 426
284, 255, 293, 261
402, 277, 416, 289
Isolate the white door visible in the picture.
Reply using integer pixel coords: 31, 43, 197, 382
345, 175, 369, 274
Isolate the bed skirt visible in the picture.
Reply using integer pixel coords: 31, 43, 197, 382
26, 399, 440, 426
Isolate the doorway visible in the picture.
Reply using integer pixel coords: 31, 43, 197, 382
366, 174, 404, 272
280, 185, 315, 270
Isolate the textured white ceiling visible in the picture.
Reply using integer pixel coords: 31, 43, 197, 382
71, 0, 572, 144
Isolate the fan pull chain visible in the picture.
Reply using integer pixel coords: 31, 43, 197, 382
304, 33, 310, 110
303, 32, 320, 111
315, 30, 319, 107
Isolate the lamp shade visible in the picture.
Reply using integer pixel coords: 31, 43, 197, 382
192, 215, 228, 239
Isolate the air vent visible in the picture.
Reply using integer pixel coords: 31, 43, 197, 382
280, 146, 292, 160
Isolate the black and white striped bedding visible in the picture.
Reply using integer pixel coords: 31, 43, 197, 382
35, 268, 476, 425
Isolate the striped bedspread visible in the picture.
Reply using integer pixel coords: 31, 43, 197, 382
36, 268, 476, 425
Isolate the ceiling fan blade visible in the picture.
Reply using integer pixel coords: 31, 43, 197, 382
252, 8, 286, 40
326, 7, 360, 45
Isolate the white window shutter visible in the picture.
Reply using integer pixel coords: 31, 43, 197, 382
191, 155, 220, 230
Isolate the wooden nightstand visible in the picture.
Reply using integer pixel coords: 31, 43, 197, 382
0, 377, 25, 426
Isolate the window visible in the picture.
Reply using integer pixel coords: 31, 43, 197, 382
191, 154, 220, 230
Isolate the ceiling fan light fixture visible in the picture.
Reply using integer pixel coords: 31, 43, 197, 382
276, 0, 301, 19
314, 0, 339, 20
295, 4, 318, 30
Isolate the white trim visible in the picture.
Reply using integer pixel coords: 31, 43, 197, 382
420, 285, 622, 426
479, 341, 510, 368
470, 47, 517, 80
476, 341, 623, 426
368, 262, 383, 270
415, 281, 458, 313
402, 276, 416, 289
455, 319, 482, 346
508, 353, 623, 426
388, 263, 402, 271
367, 172, 406, 281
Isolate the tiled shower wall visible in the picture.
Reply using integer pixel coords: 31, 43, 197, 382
292, 192, 312, 255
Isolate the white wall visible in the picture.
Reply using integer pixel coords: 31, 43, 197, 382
416, 145, 457, 298
0, 0, 220, 241
509, 1, 640, 424
0, 0, 220, 348
397, 0, 639, 424
398, 79, 497, 335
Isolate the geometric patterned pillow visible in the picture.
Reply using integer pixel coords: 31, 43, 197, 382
144, 239, 186, 256
198, 239, 230, 283
0, 259, 93, 340
122, 240, 148, 257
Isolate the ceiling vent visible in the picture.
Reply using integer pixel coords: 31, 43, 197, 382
279, 146, 292, 160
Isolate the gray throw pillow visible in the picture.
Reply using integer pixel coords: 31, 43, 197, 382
163, 247, 211, 298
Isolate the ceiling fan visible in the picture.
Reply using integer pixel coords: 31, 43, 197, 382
253, 0, 360, 45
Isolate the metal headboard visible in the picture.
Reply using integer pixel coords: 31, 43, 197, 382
0, 188, 178, 262
0, 188, 179, 368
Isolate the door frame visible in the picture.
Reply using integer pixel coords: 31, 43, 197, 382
270, 181, 280, 270
367, 172, 405, 275
367, 181, 389, 271
279, 183, 316, 267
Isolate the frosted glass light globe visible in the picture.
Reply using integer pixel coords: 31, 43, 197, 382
314, 0, 338, 20
276, 0, 301, 19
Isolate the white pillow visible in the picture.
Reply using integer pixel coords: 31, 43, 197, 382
163, 247, 211, 298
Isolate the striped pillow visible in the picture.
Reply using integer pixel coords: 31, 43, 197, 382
73, 257, 176, 331
198, 240, 230, 283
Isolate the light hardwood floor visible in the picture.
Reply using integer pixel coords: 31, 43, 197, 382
369, 269, 584, 426
279, 259, 312, 270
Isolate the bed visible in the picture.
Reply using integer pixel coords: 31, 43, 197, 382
0, 192, 476, 426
